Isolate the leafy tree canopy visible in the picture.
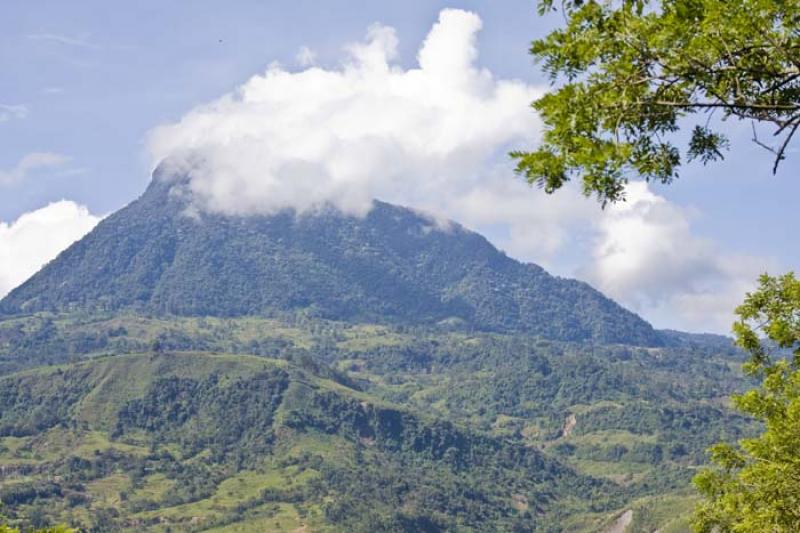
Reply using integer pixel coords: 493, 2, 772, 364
513, 0, 800, 204
693, 273, 800, 532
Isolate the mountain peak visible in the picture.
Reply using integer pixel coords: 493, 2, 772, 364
1, 175, 662, 346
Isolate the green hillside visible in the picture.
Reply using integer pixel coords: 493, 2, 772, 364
0, 312, 755, 531
0, 351, 610, 532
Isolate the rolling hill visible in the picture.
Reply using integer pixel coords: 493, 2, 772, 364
0, 311, 752, 532
0, 351, 607, 532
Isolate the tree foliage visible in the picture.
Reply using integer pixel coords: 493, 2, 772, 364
513, 0, 800, 204
693, 273, 800, 532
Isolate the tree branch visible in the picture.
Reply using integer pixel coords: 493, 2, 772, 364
773, 120, 800, 174
652, 101, 799, 111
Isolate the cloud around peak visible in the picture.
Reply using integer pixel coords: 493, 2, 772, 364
147, 8, 542, 217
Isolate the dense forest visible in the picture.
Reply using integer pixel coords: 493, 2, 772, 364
0, 352, 617, 531
0, 310, 753, 531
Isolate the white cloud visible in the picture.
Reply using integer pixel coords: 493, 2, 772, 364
27, 33, 95, 48
147, 8, 543, 218
0, 104, 28, 123
0, 201, 102, 298
295, 46, 317, 67
582, 182, 773, 333
0, 152, 71, 186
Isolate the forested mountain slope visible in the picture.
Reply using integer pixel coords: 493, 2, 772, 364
0, 313, 753, 529
0, 351, 609, 532
0, 170, 661, 346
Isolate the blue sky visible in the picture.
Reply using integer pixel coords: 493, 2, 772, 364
1, 1, 797, 333
0, 0, 550, 218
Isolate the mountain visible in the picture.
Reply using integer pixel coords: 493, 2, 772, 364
0, 169, 662, 346
0, 169, 754, 531
0, 351, 606, 532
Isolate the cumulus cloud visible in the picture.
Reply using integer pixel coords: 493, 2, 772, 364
582, 182, 773, 333
0, 201, 102, 297
0, 152, 71, 186
0, 104, 28, 123
147, 8, 542, 218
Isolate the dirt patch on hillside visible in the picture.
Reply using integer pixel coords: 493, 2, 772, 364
605, 509, 633, 533
561, 413, 577, 438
